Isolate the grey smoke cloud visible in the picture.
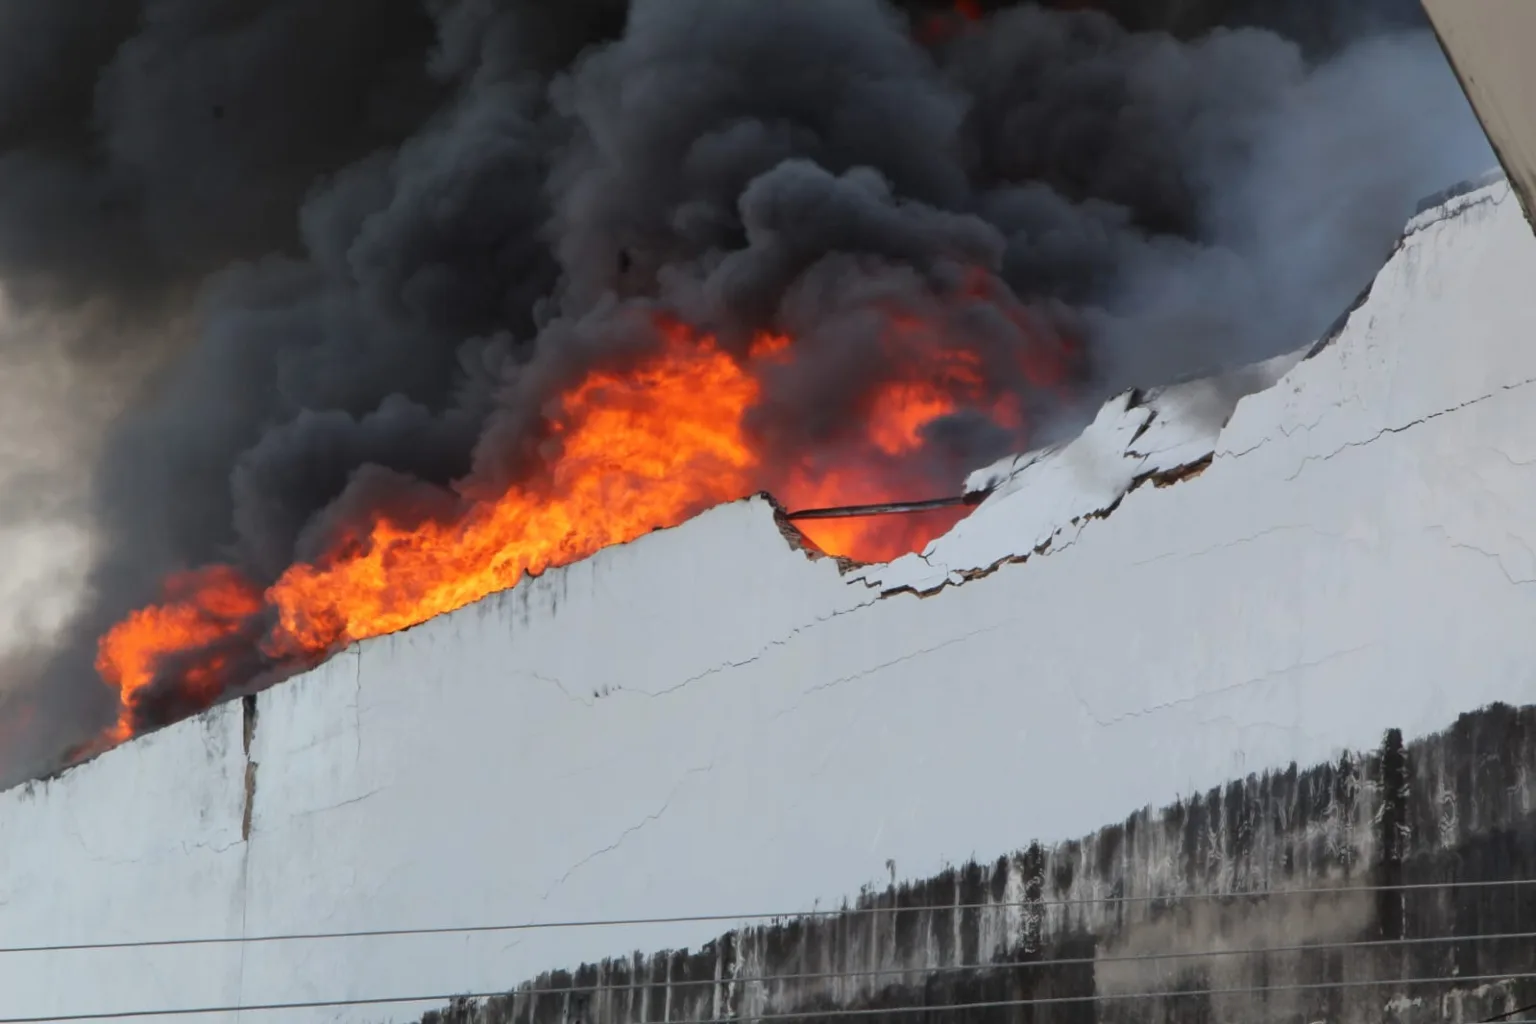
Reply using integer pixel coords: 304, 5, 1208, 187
548, 0, 972, 312
0, 0, 445, 311
0, 0, 1492, 783
1084, 26, 1493, 390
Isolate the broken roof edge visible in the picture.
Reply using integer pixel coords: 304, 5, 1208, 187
853, 165, 1513, 597
1300, 170, 1508, 366
47, 165, 1505, 783
1413, 167, 1508, 219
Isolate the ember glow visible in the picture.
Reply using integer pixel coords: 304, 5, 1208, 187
95, 315, 1058, 742
918, 0, 986, 45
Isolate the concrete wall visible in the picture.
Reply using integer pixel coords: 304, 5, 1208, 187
427, 703, 1536, 1024
2, 175, 1536, 1022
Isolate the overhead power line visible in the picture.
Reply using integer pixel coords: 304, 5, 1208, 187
6, 969, 1536, 1022
23, 928, 1536, 1006
18, 927, 1521, 1009
334, 929, 1536, 1001
6, 876, 1533, 956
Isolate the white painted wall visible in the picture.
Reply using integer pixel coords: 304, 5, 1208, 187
1, 177, 1534, 1022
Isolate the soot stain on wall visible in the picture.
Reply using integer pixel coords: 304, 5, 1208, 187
421, 704, 1536, 1024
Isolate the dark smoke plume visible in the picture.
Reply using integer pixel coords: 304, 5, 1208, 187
0, 0, 1491, 783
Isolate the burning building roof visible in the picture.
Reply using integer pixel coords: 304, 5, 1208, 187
0, 0, 1494, 784
1, 1, 1534, 1018
1, 169, 1535, 1022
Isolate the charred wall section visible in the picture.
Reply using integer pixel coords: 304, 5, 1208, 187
420, 704, 1536, 1024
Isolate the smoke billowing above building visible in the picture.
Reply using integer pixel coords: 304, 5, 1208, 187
0, 0, 1492, 782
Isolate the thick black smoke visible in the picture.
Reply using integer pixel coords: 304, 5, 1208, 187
0, 0, 1491, 782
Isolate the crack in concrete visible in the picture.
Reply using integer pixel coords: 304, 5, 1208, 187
766, 624, 1011, 726
639, 603, 880, 699
870, 457, 1212, 603
1130, 524, 1337, 569
294, 788, 385, 818
1074, 645, 1374, 728
1429, 526, 1536, 588
1480, 445, 1536, 470
540, 762, 717, 900
524, 669, 595, 707
177, 837, 245, 856
529, 602, 882, 706
1219, 395, 1363, 461
1281, 376, 1536, 484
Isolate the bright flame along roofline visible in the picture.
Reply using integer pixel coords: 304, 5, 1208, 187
93, 314, 1048, 748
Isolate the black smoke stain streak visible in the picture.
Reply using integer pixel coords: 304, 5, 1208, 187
0, 0, 1491, 782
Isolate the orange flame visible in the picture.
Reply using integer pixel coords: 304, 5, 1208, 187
94, 566, 264, 743
264, 325, 773, 658
95, 311, 1056, 744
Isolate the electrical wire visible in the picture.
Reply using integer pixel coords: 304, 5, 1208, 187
348, 928, 1536, 1001
24, 927, 1499, 1006
5, 969, 1536, 1022
1485, 1000, 1536, 1022
5, 876, 1532, 956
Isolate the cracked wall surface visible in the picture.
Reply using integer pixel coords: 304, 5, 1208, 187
1, 174, 1536, 1021
422, 704, 1536, 1024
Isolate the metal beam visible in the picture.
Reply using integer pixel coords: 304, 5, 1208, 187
783, 492, 989, 521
